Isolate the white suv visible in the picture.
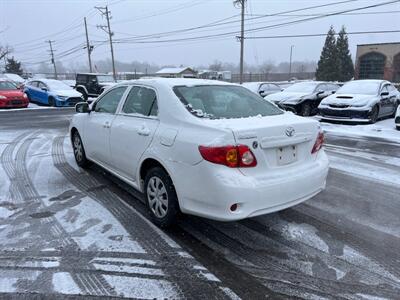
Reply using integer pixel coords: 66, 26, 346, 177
70, 78, 329, 227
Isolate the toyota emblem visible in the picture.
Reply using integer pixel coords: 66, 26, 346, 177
285, 127, 295, 137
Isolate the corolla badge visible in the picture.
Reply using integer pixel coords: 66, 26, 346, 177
285, 127, 295, 137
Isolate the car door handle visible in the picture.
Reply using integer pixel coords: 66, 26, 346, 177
137, 126, 150, 136
103, 121, 111, 129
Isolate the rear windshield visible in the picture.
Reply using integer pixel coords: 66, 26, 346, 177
173, 85, 283, 119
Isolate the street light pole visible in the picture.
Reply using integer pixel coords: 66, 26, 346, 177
289, 45, 294, 80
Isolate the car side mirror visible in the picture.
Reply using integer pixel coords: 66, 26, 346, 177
76, 102, 90, 113
380, 91, 389, 97
259, 90, 266, 96
331, 90, 336, 94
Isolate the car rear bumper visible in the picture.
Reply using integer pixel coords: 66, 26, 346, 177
173, 151, 329, 221
319, 107, 370, 121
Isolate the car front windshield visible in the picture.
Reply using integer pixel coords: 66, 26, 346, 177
47, 81, 72, 90
284, 82, 318, 93
173, 85, 283, 119
0, 81, 18, 90
336, 81, 380, 95
97, 75, 114, 83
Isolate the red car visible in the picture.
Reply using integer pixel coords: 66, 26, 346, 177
0, 79, 29, 108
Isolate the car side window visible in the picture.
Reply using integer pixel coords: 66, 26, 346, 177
38, 82, 47, 90
259, 84, 268, 91
387, 85, 396, 93
94, 86, 127, 114
317, 84, 326, 92
122, 86, 158, 117
269, 84, 281, 91
76, 74, 86, 83
381, 85, 389, 94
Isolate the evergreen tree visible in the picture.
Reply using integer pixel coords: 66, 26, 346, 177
336, 26, 354, 82
315, 26, 338, 81
5, 57, 23, 75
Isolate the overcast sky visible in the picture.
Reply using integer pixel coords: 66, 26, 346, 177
1, 0, 399, 70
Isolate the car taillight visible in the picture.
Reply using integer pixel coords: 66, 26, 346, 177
23, 93, 28, 99
198, 145, 257, 168
311, 131, 324, 154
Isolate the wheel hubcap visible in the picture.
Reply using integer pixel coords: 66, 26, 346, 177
147, 176, 168, 218
73, 135, 83, 162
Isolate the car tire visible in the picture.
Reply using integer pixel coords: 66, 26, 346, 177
72, 131, 91, 168
48, 97, 57, 107
144, 167, 180, 228
301, 102, 312, 117
391, 103, 399, 118
396, 125, 400, 131
369, 105, 379, 124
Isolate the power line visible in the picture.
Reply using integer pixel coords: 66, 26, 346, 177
108, 0, 399, 45
244, 30, 400, 40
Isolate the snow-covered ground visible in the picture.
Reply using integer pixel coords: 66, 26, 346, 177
320, 118, 400, 142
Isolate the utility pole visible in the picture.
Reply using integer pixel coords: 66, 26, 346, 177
289, 45, 294, 80
234, 0, 246, 84
96, 5, 116, 80
84, 17, 93, 73
47, 40, 57, 79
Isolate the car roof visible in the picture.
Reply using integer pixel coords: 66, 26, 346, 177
114, 77, 236, 88
77, 73, 111, 76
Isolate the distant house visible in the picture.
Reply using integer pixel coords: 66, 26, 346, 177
156, 67, 197, 78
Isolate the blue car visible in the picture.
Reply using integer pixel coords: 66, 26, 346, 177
24, 79, 84, 107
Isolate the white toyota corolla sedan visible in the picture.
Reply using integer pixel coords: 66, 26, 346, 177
70, 78, 329, 227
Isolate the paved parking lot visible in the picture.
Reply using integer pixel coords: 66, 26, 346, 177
0, 108, 399, 299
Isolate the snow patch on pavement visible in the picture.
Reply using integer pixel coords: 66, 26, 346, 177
282, 222, 329, 253
0, 207, 13, 219
328, 154, 400, 186
103, 275, 178, 299
321, 118, 400, 142
52, 272, 81, 295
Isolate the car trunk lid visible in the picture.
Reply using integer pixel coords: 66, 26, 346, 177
203, 113, 319, 176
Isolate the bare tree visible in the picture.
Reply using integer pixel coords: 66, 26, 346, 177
0, 45, 12, 61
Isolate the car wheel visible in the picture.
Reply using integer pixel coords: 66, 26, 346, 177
72, 131, 91, 168
396, 125, 400, 131
144, 167, 180, 228
301, 102, 312, 117
369, 105, 379, 124
48, 97, 57, 107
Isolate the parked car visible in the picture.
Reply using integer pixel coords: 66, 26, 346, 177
242, 82, 282, 98
264, 81, 339, 116
70, 78, 329, 227
318, 80, 400, 123
0, 79, 29, 108
74, 73, 116, 100
394, 105, 400, 130
0, 73, 25, 88
24, 79, 84, 107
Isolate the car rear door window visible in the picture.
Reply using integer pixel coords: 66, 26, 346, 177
38, 82, 47, 90
122, 86, 158, 117
94, 86, 127, 114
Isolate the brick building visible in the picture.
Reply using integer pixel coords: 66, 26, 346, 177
355, 42, 400, 82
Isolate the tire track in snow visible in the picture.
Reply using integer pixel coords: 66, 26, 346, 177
52, 135, 231, 299
0, 132, 116, 297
